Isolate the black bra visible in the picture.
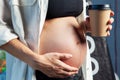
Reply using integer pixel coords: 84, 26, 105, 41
46, 0, 83, 19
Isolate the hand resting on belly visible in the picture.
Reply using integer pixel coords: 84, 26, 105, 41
40, 17, 87, 68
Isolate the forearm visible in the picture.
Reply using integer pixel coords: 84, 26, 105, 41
0, 38, 79, 78
0, 38, 38, 68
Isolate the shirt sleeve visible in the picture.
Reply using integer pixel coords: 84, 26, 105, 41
0, 0, 18, 46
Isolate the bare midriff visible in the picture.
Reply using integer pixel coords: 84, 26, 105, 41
39, 17, 87, 68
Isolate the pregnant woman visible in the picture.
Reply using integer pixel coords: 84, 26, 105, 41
0, 0, 114, 80
36, 0, 87, 80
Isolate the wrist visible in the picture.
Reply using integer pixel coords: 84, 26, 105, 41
28, 53, 44, 70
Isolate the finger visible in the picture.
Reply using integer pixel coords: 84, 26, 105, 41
54, 70, 78, 78
107, 31, 110, 36
58, 53, 72, 60
110, 11, 114, 16
48, 66, 78, 78
86, 17, 90, 22
54, 59, 78, 72
107, 17, 114, 24
85, 17, 91, 32
107, 25, 112, 31
86, 17, 90, 27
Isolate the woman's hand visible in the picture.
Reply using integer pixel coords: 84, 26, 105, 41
33, 52, 78, 78
85, 11, 114, 36
106, 11, 114, 36
0, 38, 78, 78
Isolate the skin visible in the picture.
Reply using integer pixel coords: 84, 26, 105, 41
0, 11, 114, 78
40, 16, 87, 69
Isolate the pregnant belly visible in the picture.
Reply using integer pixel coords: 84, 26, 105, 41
40, 17, 87, 68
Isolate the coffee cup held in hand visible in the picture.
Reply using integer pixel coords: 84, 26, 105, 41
88, 4, 111, 37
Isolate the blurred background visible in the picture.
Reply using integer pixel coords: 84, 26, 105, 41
0, 50, 6, 80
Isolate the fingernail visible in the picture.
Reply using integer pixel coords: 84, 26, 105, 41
68, 54, 72, 57
66, 54, 72, 58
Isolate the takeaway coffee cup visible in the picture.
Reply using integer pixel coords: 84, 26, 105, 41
88, 4, 111, 37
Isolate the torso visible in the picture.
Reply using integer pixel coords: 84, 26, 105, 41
40, 17, 87, 68
36, 0, 85, 79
